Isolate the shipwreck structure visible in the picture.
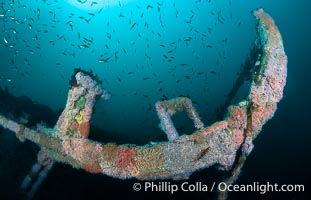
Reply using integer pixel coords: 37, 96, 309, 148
0, 9, 287, 199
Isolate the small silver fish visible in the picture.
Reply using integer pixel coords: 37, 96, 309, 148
4, 37, 8, 44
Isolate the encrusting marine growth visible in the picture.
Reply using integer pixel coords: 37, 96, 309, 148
0, 9, 287, 200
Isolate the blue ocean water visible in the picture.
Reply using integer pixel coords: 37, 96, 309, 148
0, 0, 310, 199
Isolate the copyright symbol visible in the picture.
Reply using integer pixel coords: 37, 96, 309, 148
133, 183, 141, 191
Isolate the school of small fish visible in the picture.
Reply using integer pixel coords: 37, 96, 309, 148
0, 0, 245, 123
